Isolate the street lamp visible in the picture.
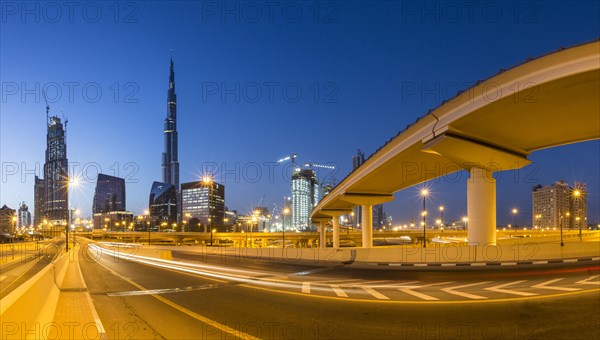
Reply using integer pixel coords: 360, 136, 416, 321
439, 206, 444, 228
12, 216, 17, 237
420, 188, 429, 248
282, 208, 290, 248
511, 208, 518, 230
210, 228, 216, 246
462, 216, 468, 231
573, 189, 582, 241
251, 215, 257, 247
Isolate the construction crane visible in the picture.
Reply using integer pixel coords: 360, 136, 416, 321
277, 153, 298, 167
303, 162, 335, 170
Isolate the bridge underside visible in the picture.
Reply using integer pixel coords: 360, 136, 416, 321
313, 41, 600, 248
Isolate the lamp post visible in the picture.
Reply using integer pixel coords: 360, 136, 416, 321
210, 228, 216, 246
462, 216, 468, 231
282, 208, 290, 248
511, 208, 518, 230
573, 189, 582, 241
251, 216, 257, 247
12, 216, 17, 241
559, 213, 564, 246
439, 206, 444, 228
420, 189, 428, 248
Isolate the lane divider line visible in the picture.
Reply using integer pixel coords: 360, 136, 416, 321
88, 244, 260, 340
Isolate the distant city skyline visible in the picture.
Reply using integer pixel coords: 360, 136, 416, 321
1, 1, 598, 226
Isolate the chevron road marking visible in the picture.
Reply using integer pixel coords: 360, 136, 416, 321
362, 287, 389, 300
330, 285, 348, 297
485, 281, 537, 297
575, 275, 600, 285
532, 278, 581, 292
397, 282, 453, 301
441, 281, 492, 300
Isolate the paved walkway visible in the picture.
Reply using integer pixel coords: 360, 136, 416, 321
52, 244, 106, 339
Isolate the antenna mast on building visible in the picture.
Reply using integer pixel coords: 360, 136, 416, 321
43, 90, 50, 125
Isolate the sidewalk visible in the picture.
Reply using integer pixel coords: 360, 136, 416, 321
52, 245, 106, 340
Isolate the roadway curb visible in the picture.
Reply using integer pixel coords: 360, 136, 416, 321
359, 256, 600, 267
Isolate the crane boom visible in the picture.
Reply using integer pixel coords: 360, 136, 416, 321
304, 162, 335, 170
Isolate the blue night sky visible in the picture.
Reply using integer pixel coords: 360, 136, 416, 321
1, 1, 598, 225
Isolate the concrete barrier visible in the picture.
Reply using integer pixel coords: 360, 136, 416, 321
94, 237, 599, 265
0, 248, 71, 339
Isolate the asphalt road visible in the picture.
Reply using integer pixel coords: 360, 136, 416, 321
0, 239, 64, 298
79, 240, 600, 339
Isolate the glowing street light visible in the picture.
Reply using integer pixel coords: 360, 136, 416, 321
511, 208, 518, 229
420, 188, 429, 248
282, 208, 290, 246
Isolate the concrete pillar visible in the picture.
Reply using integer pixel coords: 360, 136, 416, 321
467, 167, 496, 246
332, 217, 340, 249
361, 205, 373, 248
319, 222, 325, 249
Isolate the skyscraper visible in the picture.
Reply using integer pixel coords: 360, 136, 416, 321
162, 56, 180, 191
291, 169, 319, 230
34, 175, 45, 226
93, 174, 126, 214
149, 181, 177, 227
43, 115, 69, 226
92, 174, 128, 229
181, 179, 225, 230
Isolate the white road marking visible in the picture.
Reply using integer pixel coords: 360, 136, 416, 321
397, 282, 452, 301
441, 282, 491, 300
362, 287, 389, 300
532, 278, 581, 291
354, 280, 392, 286
368, 281, 419, 288
330, 285, 348, 297
575, 275, 600, 285
302, 282, 310, 294
485, 281, 537, 296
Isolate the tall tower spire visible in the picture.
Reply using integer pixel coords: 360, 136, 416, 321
162, 53, 179, 190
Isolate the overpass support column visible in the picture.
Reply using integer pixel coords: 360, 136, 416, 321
467, 167, 496, 246
332, 217, 340, 249
319, 222, 325, 249
361, 205, 373, 248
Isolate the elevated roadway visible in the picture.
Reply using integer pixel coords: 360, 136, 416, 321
312, 41, 600, 248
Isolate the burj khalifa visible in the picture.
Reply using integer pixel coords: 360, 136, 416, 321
162, 56, 179, 190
